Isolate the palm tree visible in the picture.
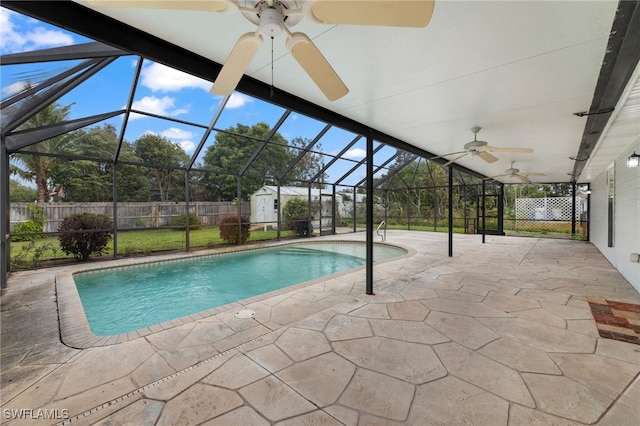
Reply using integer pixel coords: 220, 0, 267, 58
12, 102, 74, 202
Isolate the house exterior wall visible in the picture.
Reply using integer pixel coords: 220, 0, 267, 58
590, 142, 640, 292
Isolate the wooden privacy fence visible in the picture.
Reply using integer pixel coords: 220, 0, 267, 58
10, 202, 250, 233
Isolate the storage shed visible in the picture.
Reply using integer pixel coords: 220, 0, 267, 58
250, 186, 322, 228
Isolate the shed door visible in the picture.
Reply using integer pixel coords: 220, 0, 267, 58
256, 194, 272, 223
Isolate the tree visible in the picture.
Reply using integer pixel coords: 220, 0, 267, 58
11, 102, 75, 202
9, 179, 37, 202
285, 137, 327, 187
380, 159, 450, 219
134, 134, 188, 201
201, 122, 294, 200
51, 124, 150, 202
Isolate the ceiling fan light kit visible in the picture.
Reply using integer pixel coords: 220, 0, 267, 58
259, 5, 285, 37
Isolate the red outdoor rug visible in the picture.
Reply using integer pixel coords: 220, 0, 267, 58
587, 297, 640, 345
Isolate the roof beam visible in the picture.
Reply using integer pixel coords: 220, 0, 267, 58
0, 41, 129, 65
6, 111, 123, 152
571, 0, 640, 182
1, 57, 116, 135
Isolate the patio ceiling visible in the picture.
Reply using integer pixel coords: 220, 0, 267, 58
4, 0, 640, 184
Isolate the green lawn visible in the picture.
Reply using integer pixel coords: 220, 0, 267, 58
9, 226, 295, 270
9, 223, 585, 270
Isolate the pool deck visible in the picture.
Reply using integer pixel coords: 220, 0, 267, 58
1, 231, 639, 425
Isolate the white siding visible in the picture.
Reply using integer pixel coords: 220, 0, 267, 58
591, 142, 640, 291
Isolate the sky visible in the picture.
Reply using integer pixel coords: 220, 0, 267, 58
1, 7, 400, 187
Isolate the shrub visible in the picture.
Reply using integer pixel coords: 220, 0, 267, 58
219, 216, 250, 244
12, 204, 47, 242
170, 212, 201, 229
282, 197, 308, 221
58, 213, 113, 261
287, 214, 313, 236
282, 198, 313, 236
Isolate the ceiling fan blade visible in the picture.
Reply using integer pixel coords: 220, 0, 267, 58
429, 150, 467, 161
87, 0, 231, 12
523, 173, 546, 176
442, 152, 468, 167
486, 146, 534, 153
483, 174, 507, 180
210, 32, 263, 96
515, 174, 530, 182
310, 0, 435, 27
478, 151, 499, 163
286, 32, 348, 101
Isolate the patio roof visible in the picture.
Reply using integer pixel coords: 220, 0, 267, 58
2, 0, 639, 185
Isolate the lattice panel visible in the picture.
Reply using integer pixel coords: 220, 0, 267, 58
515, 197, 577, 221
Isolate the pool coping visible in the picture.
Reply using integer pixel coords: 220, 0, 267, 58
56, 239, 414, 349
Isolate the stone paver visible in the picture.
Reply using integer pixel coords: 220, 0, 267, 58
2, 232, 639, 425
434, 342, 535, 407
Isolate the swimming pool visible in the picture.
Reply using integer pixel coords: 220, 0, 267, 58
73, 241, 406, 336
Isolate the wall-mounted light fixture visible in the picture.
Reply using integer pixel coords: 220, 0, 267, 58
627, 151, 640, 168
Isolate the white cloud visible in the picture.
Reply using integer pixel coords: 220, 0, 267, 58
225, 93, 253, 109
344, 148, 366, 159
130, 96, 189, 119
143, 127, 197, 154
141, 62, 211, 92
2, 81, 30, 96
160, 127, 194, 140
1, 9, 73, 54
179, 140, 196, 154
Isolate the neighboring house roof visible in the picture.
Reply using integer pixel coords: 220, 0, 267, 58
255, 186, 322, 197
254, 186, 367, 203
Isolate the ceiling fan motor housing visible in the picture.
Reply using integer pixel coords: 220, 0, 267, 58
506, 167, 520, 176
259, 5, 284, 37
464, 140, 488, 152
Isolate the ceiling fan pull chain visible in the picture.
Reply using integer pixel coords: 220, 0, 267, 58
270, 36, 275, 98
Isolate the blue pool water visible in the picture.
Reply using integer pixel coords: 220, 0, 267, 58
74, 242, 405, 336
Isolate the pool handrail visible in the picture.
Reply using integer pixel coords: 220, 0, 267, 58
377, 220, 386, 242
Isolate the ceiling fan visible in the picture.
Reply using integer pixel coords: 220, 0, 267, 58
485, 161, 546, 182
432, 127, 534, 167
86, 0, 436, 101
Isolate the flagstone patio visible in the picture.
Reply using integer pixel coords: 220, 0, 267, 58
1, 231, 639, 425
